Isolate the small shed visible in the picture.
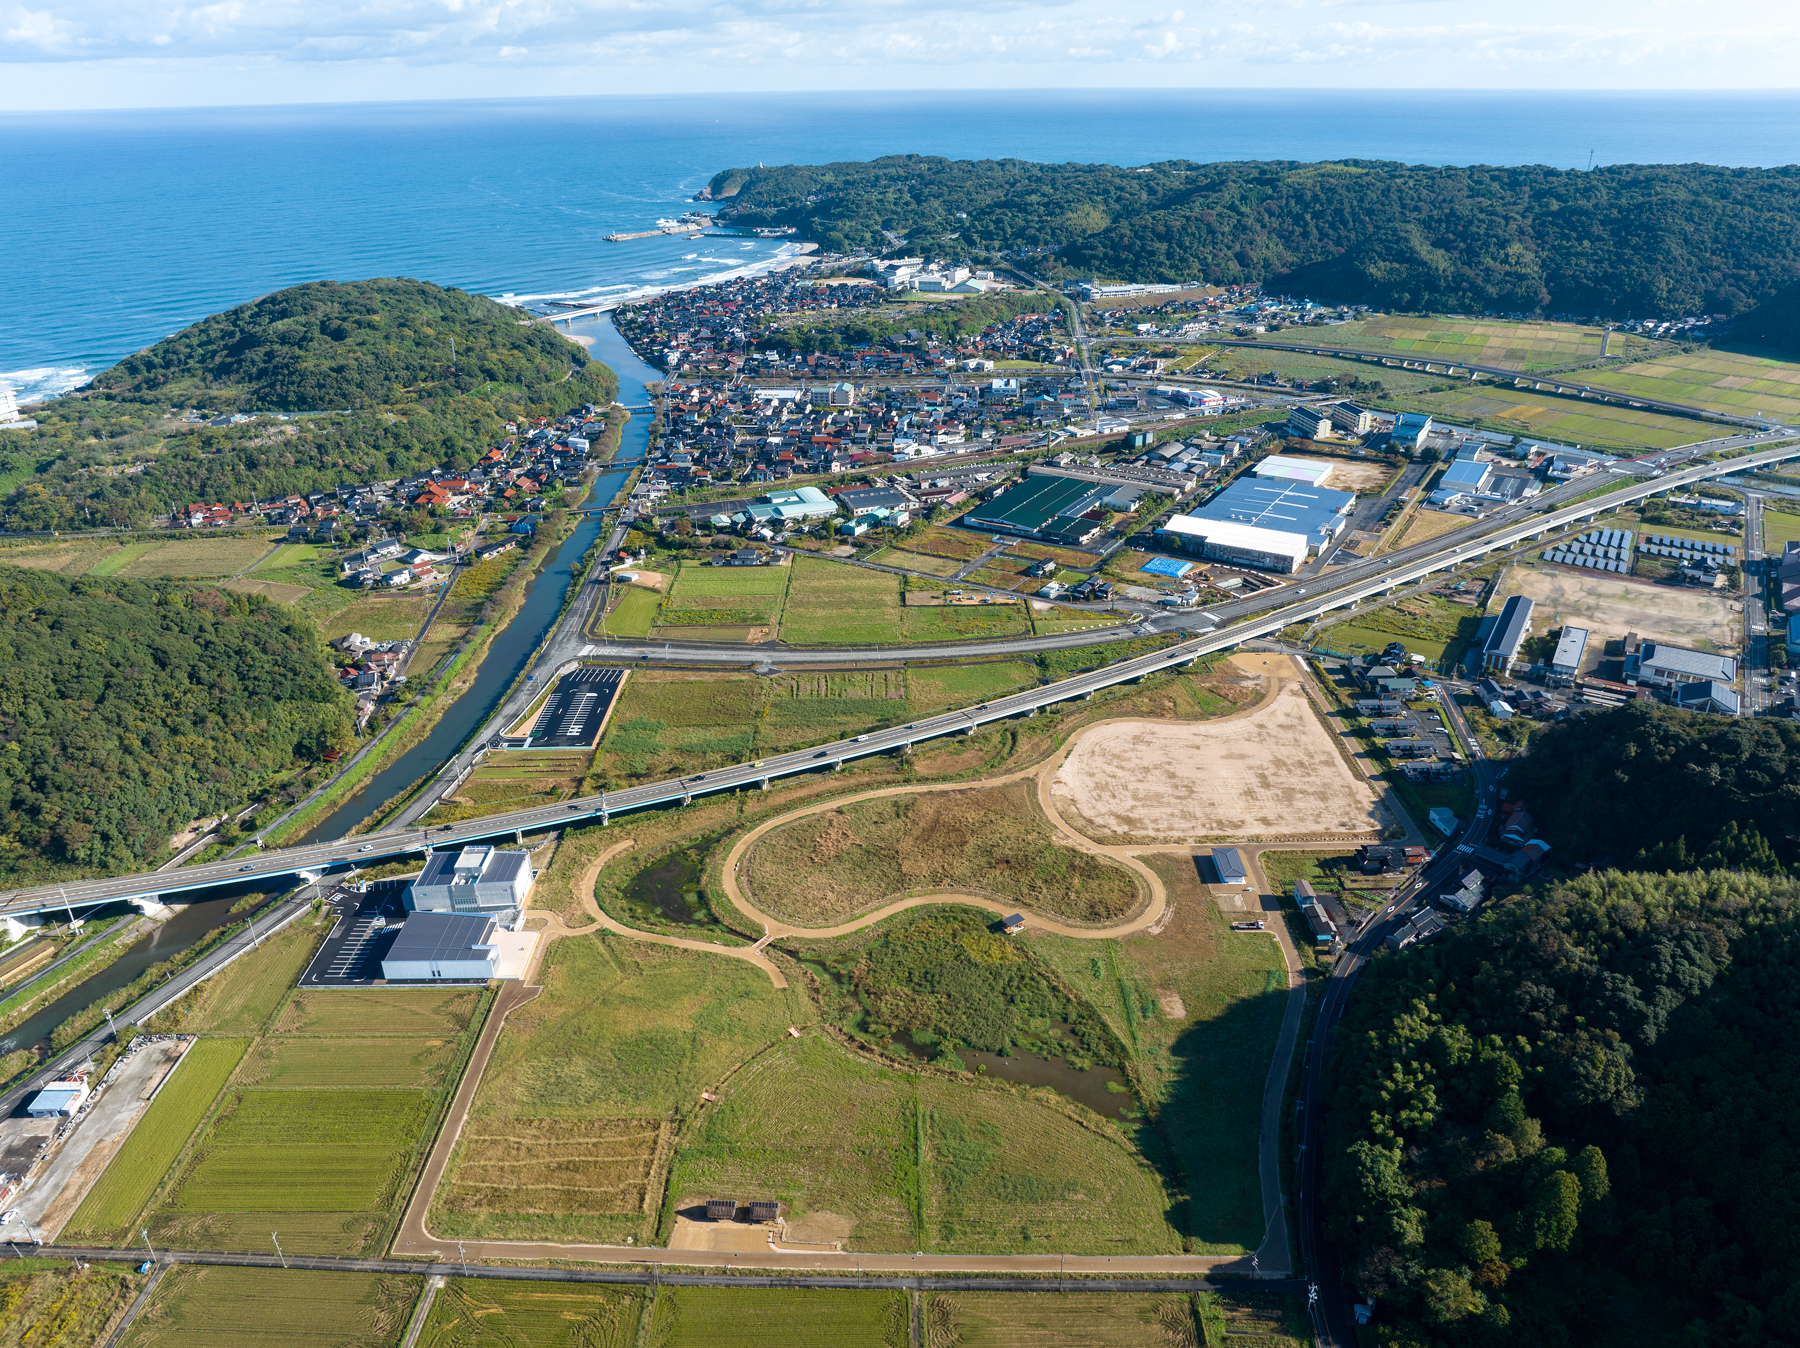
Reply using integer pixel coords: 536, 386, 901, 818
1212, 847, 1248, 885
747, 1201, 781, 1223
1001, 913, 1026, 934
705, 1198, 738, 1222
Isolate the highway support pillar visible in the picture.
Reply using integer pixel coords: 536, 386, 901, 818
680, 793, 692, 806
759, 778, 770, 791
130, 896, 173, 920
599, 810, 610, 826
964, 726, 976, 736
832, 760, 842, 772
514, 830, 523, 845
1083, 690, 1094, 700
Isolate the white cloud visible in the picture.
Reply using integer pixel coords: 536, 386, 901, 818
0, 0, 1796, 103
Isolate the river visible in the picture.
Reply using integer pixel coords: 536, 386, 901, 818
0, 887, 281, 1054
0, 318, 665, 1055
294, 315, 662, 846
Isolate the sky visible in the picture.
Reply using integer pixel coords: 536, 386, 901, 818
2, 0, 1798, 109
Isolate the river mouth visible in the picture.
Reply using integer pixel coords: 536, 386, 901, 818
891, 1026, 1136, 1119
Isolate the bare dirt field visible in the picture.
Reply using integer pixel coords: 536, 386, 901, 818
1048, 675, 1381, 842
1313, 458, 1395, 494
1494, 564, 1741, 652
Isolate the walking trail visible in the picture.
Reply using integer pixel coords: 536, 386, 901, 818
398, 654, 1340, 1276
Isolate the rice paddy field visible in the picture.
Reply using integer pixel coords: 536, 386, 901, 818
932, 1291, 1202, 1347
65, 984, 491, 1257
433, 936, 810, 1244
439, 749, 592, 823
1584, 347, 1800, 421
320, 593, 433, 643
1250, 313, 1668, 371
648, 1288, 904, 1348
869, 546, 964, 577
904, 526, 993, 561
118, 1266, 422, 1348
62, 1039, 250, 1241
419, 1280, 644, 1348
780, 558, 906, 644
654, 559, 791, 638
594, 663, 1041, 784
1383, 384, 1707, 451
0, 534, 290, 579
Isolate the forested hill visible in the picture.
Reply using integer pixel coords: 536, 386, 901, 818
5, 278, 616, 531
1325, 871, 1800, 1347
708, 157, 1800, 322
1505, 703, 1800, 873
0, 566, 352, 883
93, 278, 598, 413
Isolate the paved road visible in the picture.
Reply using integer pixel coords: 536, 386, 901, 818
1, 435, 1793, 929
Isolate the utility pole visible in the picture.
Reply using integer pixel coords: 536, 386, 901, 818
271, 1232, 287, 1268
141, 1228, 156, 1263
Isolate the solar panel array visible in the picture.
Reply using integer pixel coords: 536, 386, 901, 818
1638, 532, 1737, 563
1543, 527, 1636, 573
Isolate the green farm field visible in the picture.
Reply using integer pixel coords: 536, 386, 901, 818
1383, 384, 1706, 451
1585, 347, 1800, 421
670, 1032, 1179, 1255
62, 1039, 250, 1241
171, 923, 321, 1036
320, 593, 432, 643
119, 1265, 421, 1348
419, 1279, 644, 1348
0, 535, 289, 581
235, 1036, 461, 1089
276, 986, 481, 1037
1250, 313, 1667, 371
655, 558, 790, 634
1192, 344, 1449, 395
648, 1287, 904, 1348
597, 583, 661, 638
433, 935, 809, 1244
869, 546, 963, 577
934, 1291, 1203, 1347
165, 1088, 435, 1212
779, 558, 904, 644
1762, 509, 1800, 548
595, 671, 760, 784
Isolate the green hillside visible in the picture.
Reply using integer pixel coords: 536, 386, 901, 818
0, 566, 352, 881
1325, 869, 1800, 1347
711, 158, 1800, 322
4, 278, 615, 531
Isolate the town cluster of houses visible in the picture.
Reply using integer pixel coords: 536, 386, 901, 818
173, 406, 607, 533
614, 268, 1076, 378
635, 371, 1109, 512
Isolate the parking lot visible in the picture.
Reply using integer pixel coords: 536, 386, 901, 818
527, 667, 626, 748
298, 885, 409, 988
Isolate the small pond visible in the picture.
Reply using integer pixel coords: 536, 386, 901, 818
892, 1027, 1135, 1119
618, 850, 717, 928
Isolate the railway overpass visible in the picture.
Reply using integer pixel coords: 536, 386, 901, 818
2, 437, 1794, 924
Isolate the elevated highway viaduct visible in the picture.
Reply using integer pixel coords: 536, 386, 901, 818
3, 437, 1794, 924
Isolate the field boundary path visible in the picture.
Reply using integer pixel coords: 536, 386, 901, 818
99, 1259, 167, 1348
393, 656, 1325, 1276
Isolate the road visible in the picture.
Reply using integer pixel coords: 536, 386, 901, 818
2, 434, 1795, 924
33, 1242, 1276, 1292
0, 893, 316, 1116
1293, 669, 1508, 1345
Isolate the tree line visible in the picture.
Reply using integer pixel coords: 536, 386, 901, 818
0, 566, 352, 882
711, 157, 1800, 326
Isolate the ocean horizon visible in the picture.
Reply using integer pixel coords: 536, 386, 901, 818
6, 89, 1800, 404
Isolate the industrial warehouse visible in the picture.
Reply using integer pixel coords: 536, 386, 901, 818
1158, 472, 1358, 573
960, 472, 1113, 546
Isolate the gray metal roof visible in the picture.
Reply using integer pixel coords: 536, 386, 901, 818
1483, 595, 1534, 660
1551, 626, 1589, 669
387, 913, 495, 963
1642, 642, 1737, 681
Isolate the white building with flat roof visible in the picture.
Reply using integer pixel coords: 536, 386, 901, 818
1254, 455, 1334, 487
1161, 515, 1309, 573
1550, 626, 1589, 678
406, 846, 534, 915
381, 912, 497, 981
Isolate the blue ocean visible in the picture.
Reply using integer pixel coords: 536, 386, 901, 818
5, 90, 1799, 403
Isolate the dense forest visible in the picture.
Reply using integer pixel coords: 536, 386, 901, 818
0, 566, 351, 882
6, 279, 616, 531
1505, 703, 1800, 873
1324, 870, 1800, 1347
710, 158, 1800, 322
